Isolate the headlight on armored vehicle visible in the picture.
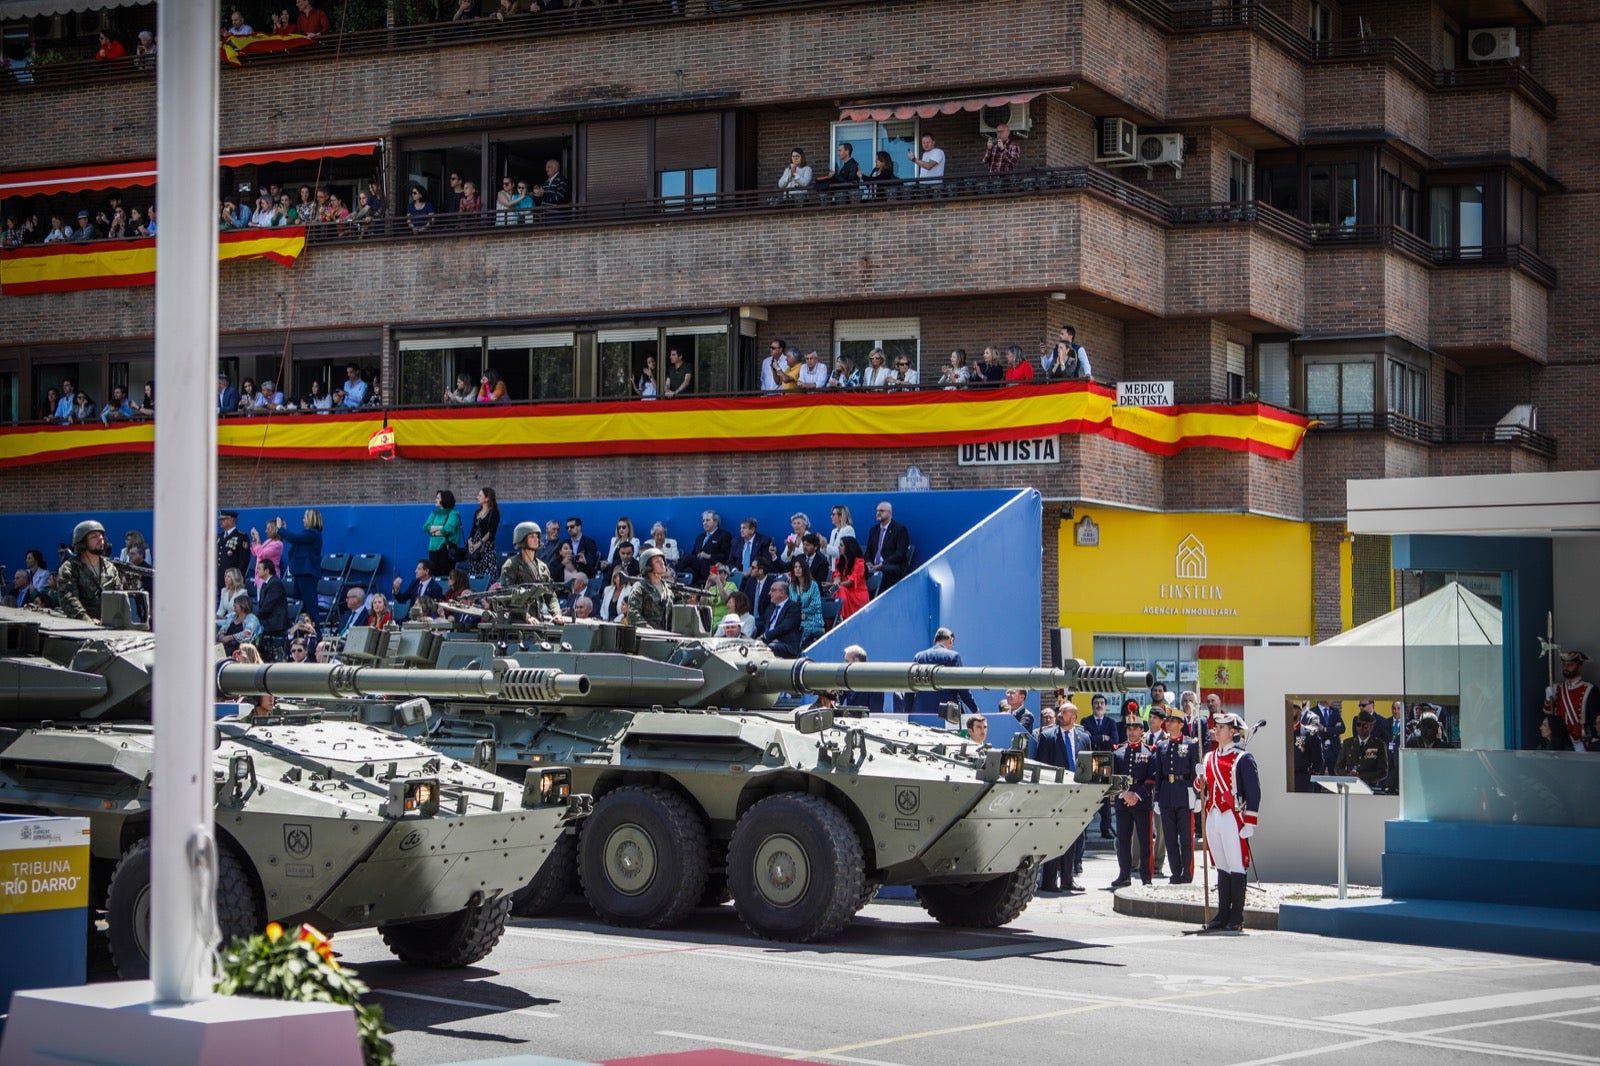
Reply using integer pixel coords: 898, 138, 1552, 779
524, 767, 573, 808
384, 776, 440, 819
978, 749, 1026, 784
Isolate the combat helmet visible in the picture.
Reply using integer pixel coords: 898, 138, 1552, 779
72, 519, 106, 552
513, 521, 541, 550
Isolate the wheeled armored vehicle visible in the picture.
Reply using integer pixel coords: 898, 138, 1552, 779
220, 603, 1149, 943
0, 602, 591, 976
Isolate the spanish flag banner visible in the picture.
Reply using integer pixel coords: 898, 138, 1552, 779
0, 383, 1311, 469
220, 32, 317, 67
0, 227, 306, 296
1197, 644, 1245, 705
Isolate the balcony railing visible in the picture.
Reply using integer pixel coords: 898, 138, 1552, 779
1310, 411, 1556, 457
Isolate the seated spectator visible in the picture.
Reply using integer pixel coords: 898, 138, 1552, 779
392, 559, 445, 616
332, 586, 368, 637
100, 386, 135, 424
366, 593, 394, 630
258, 379, 285, 408
477, 368, 508, 403
532, 160, 568, 218
143, 205, 159, 236
572, 595, 595, 619
860, 348, 892, 388
814, 142, 861, 193
778, 513, 811, 565
829, 354, 859, 389
798, 532, 831, 588
103, 206, 128, 238
863, 499, 911, 591
789, 558, 824, 647
1002, 344, 1034, 382
134, 30, 157, 69
217, 567, 248, 629
795, 349, 829, 391
96, 31, 126, 61
738, 555, 774, 607
661, 348, 692, 398
43, 214, 72, 243
757, 579, 802, 658
2, 217, 23, 249
939, 349, 971, 388
777, 148, 813, 198
490, 0, 522, 21
718, 612, 743, 638
646, 521, 679, 562
444, 373, 476, 404
702, 563, 738, 628
887, 355, 919, 389
726, 591, 756, 637
363, 179, 385, 232
598, 568, 628, 622
220, 592, 261, 655
406, 185, 435, 231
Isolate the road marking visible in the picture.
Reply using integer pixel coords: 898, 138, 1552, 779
1322, 984, 1600, 1027
655, 1030, 905, 1066
371, 988, 559, 1018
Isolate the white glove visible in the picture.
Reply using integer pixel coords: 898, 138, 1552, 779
1239, 824, 1255, 840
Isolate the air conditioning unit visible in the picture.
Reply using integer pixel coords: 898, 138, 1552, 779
1467, 27, 1519, 62
1098, 117, 1138, 163
1137, 133, 1184, 167
979, 102, 1032, 135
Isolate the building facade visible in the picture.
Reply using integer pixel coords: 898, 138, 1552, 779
0, 0, 1592, 668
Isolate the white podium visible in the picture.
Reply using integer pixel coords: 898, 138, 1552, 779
1311, 774, 1372, 900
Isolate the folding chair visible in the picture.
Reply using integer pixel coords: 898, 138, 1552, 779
345, 553, 382, 593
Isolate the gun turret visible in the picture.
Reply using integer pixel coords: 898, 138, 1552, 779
216, 659, 590, 702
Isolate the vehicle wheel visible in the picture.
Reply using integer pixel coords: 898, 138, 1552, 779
727, 793, 864, 943
379, 895, 512, 968
857, 879, 882, 912
579, 785, 708, 928
511, 832, 578, 917
914, 868, 1037, 928
106, 837, 263, 980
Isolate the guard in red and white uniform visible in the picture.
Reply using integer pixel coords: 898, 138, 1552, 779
1545, 650, 1595, 751
1198, 711, 1260, 933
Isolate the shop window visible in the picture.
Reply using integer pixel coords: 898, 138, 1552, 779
488, 333, 576, 403
1227, 154, 1253, 203
1429, 184, 1484, 255
396, 339, 481, 406
1308, 162, 1358, 233
830, 120, 918, 182
1386, 358, 1428, 422
1305, 359, 1375, 422
834, 317, 920, 378
598, 328, 659, 399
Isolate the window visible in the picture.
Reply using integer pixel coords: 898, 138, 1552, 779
402, 144, 484, 215
831, 120, 918, 181
1444, 370, 1463, 429
1228, 154, 1253, 203
1225, 342, 1246, 400
1441, 25, 1459, 71
488, 333, 576, 402
397, 338, 481, 406
659, 168, 717, 210
1305, 359, 1375, 420
1386, 358, 1428, 422
597, 328, 658, 399
1260, 165, 1298, 216
1308, 0, 1332, 42
1257, 343, 1290, 407
1380, 168, 1420, 235
664, 327, 730, 394
1308, 162, 1358, 232
0, 371, 17, 424
834, 318, 920, 376
1429, 184, 1484, 255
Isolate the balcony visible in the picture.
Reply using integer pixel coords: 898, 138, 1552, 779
1311, 411, 1554, 458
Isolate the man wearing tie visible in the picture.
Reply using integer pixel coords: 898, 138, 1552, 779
758, 579, 802, 657
1033, 700, 1084, 892
732, 518, 773, 578
863, 500, 910, 593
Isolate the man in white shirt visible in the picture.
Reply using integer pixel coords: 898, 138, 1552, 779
341, 363, 369, 408
795, 349, 830, 391
908, 134, 945, 185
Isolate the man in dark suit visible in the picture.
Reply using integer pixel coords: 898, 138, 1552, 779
333, 586, 370, 638
392, 559, 445, 617
254, 559, 291, 658
740, 557, 777, 618
1315, 698, 1346, 771
798, 533, 831, 588
758, 579, 802, 658
730, 517, 774, 578
683, 509, 732, 585
908, 627, 979, 717
564, 516, 601, 579
863, 500, 911, 592
835, 643, 883, 714
217, 373, 240, 415
1034, 700, 1085, 892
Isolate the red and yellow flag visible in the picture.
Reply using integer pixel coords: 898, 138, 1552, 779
220, 32, 317, 67
0, 227, 305, 296
0, 384, 1311, 469
1197, 644, 1245, 706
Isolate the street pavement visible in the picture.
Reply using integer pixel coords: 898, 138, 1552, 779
338, 849, 1600, 1066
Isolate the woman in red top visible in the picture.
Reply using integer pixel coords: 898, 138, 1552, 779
96, 32, 126, 61
1002, 344, 1035, 382
833, 535, 869, 620
366, 593, 395, 630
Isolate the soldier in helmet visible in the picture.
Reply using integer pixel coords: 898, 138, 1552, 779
57, 519, 135, 624
626, 546, 674, 630
499, 521, 565, 622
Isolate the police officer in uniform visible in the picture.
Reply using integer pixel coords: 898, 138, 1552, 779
1109, 717, 1157, 888
217, 509, 250, 590
625, 547, 674, 630
1155, 709, 1199, 884
499, 521, 565, 622
57, 519, 134, 624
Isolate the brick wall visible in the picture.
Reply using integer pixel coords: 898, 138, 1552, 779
1080, 0, 1168, 119
1430, 268, 1550, 363
1311, 520, 1345, 641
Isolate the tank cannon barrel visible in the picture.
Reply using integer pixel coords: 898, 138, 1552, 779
753, 660, 1154, 697
217, 660, 591, 703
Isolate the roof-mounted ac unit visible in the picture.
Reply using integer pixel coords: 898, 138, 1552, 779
1137, 133, 1184, 167
1097, 117, 1138, 163
1467, 27, 1519, 63
979, 102, 1032, 135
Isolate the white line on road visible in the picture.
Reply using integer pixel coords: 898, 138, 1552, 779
1322, 984, 1600, 1027
655, 1030, 906, 1066
371, 987, 559, 1018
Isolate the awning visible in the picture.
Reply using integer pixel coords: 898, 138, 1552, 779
0, 0, 144, 16
0, 141, 382, 199
839, 88, 1064, 123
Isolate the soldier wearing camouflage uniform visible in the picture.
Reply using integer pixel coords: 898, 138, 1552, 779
625, 547, 674, 630
499, 521, 565, 622
57, 519, 135, 624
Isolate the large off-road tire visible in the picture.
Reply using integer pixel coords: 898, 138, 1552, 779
511, 832, 578, 917
727, 793, 864, 943
856, 879, 882, 913
379, 895, 512, 968
106, 837, 263, 980
579, 785, 708, 929
914, 868, 1037, 928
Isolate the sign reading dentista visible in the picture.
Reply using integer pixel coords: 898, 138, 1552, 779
1058, 510, 1313, 641
1116, 381, 1175, 407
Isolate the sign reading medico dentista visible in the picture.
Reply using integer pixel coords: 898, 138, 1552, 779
957, 437, 1060, 466
1116, 381, 1175, 407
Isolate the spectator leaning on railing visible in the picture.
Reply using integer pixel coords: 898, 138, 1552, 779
1041, 325, 1093, 380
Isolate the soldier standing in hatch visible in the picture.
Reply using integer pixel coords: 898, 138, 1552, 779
626, 547, 674, 630
217, 509, 250, 590
57, 519, 135, 624
499, 521, 566, 622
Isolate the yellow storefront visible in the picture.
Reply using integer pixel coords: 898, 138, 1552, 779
1059, 509, 1314, 707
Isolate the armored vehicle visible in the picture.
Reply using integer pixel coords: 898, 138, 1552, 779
0, 603, 592, 976
222, 607, 1150, 943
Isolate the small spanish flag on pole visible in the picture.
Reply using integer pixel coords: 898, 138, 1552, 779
367, 416, 395, 461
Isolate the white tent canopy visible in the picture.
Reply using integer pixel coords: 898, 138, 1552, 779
1320, 581, 1502, 648
0, 0, 145, 17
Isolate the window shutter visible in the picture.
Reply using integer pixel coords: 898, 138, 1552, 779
584, 120, 651, 204
654, 113, 721, 172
